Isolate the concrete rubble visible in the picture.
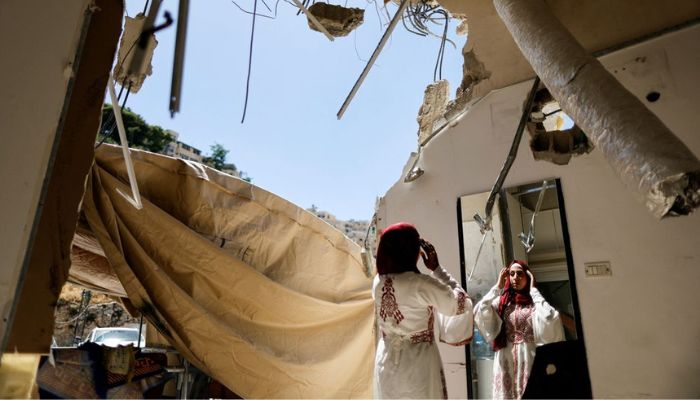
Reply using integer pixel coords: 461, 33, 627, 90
526, 88, 593, 165
445, 50, 491, 121
416, 49, 491, 144
417, 80, 450, 145
306, 3, 364, 37
112, 14, 158, 93
445, 49, 491, 121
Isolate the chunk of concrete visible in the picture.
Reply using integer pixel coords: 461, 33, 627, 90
417, 80, 450, 145
112, 13, 158, 93
306, 3, 364, 37
445, 49, 491, 120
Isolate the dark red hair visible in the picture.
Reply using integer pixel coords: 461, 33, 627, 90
376, 222, 420, 275
493, 260, 533, 351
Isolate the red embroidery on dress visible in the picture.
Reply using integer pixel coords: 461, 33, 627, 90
505, 304, 535, 344
518, 348, 530, 398
494, 351, 515, 399
410, 306, 435, 344
379, 277, 403, 325
494, 367, 515, 399
457, 291, 467, 315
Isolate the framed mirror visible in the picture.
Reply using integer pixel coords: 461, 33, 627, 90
457, 178, 590, 399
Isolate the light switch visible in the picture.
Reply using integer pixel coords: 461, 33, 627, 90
584, 261, 612, 277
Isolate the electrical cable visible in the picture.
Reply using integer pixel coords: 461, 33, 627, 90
241, 0, 258, 123
96, 82, 132, 149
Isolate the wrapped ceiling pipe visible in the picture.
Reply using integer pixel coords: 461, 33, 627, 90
493, 0, 700, 218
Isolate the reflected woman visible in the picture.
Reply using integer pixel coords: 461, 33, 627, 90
474, 260, 564, 399
373, 222, 473, 399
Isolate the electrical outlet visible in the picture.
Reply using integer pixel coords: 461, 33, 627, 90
584, 261, 612, 277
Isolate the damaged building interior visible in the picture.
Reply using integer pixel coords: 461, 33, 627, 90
1, 0, 699, 398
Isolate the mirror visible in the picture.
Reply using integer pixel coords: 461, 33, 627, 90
458, 178, 585, 399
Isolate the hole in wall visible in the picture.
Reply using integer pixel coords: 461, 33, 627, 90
526, 88, 594, 165
646, 91, 661, 102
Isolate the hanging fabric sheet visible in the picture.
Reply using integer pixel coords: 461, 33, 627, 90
81, 144, 375, 398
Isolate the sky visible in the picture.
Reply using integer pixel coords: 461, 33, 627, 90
116, 0, 466, 221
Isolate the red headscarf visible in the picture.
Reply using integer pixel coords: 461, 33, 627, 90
376, 222, 421, 275
493, 260, 533, 351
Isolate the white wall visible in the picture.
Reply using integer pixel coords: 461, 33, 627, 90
0, 0, 91, 351
379, 24, 700, 398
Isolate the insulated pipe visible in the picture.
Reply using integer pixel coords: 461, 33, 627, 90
493, 0, 700, 218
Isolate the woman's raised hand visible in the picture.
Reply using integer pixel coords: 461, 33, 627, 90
527, 270, 536, 290
497, 267, 508, 289
419, 239, 439, 271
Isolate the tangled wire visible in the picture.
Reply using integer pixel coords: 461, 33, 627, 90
401, 1, 454, 81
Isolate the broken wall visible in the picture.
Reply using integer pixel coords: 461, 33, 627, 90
379, 24, 700, 398
0, 0, 122, 354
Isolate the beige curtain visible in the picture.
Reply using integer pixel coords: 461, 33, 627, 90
81, 144, 375, 398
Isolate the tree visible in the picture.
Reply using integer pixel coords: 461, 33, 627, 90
99, 104, 173, 153
203, 143, 252, 182
204, 143, 229, 171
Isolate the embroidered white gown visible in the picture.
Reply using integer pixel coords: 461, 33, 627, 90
474, 285, 565, 399
373, 266, 473, 399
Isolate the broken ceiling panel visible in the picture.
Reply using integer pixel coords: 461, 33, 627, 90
113, 14, 158, 93
306, 3, 364, 37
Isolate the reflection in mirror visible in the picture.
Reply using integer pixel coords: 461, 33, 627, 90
459, 179, 582, 399
504, 180, 577, 340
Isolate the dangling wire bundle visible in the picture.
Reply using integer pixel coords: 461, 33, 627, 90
401, 1, 454, 81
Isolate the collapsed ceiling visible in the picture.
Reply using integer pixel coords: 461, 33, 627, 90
439, 0, 700, 98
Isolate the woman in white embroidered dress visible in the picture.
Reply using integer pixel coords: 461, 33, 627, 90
474, 260, 564, 399
373, 222, 473, 399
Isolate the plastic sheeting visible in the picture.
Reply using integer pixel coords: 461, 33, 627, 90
81, 144, 375, 398
494, 0, 700, 218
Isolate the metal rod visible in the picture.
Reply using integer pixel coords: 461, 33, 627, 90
137, 313, 144, 349
109, 74, 143, 209
170, 0, 189, 117
477, 77, 540, 230
467, 231, 488, 281
511, 181, 556, 197
290, 0, 334, 41
337, 0, 410, 119
519, 179, 549, 253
